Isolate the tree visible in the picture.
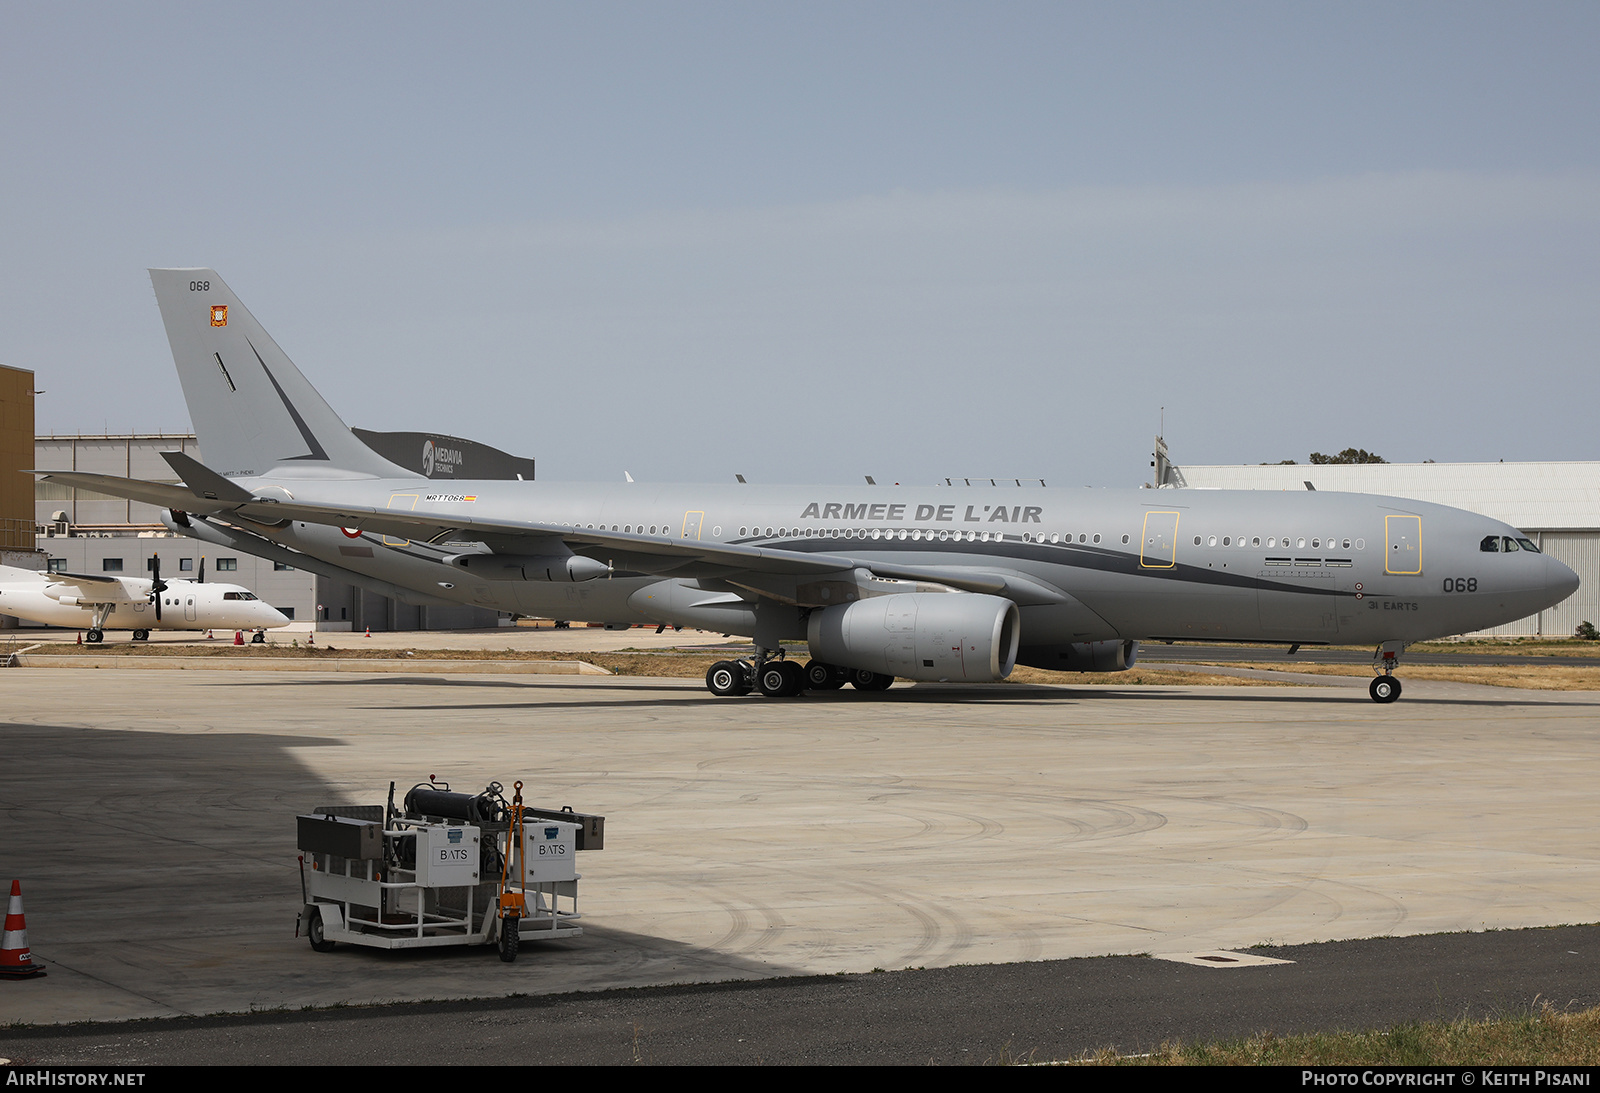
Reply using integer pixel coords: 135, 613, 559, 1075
1308, 448, 1387, 465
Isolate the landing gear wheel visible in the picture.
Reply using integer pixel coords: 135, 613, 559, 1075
706, 661, 750, 696
307, 909, 335, 953
251, 631, 265, 644
499, 917, 519, 963
803, 660, 845, 690
758, 659, 805, 697
86, 629, 103, 644
1369, 676, 1402, 704
849, 668, 895, 692
132, 629, 149, 641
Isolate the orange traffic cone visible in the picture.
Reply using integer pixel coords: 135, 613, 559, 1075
365, 627, 371, 637
206, 629, 213, 640
1, 880, 45, 979
234, 630, 244, 646
76, 631, 82, 645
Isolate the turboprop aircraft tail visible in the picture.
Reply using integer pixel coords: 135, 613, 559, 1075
149, 268, 411, 480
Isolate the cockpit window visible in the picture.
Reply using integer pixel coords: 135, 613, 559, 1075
221, 591, 259, 600
1481, 535, 1542, 554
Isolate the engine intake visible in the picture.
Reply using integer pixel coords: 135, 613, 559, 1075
807, 592, 1020, 682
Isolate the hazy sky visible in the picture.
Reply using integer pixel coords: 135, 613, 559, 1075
3, 2, 1597, 485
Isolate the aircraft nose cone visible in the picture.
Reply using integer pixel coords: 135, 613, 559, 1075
1545, 554, 1580, 606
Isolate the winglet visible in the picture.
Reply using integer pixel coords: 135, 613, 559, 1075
161, 451, 255, 503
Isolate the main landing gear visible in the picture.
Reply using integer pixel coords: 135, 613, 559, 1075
1369, 642, 1407, 704
85, 604, 114, 645
705, 653, 893, 698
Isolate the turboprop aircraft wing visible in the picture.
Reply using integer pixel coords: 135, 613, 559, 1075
41, 571, 149, 603
37, 467, 1043, 600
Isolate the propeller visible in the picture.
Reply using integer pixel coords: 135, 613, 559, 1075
149, 553, 168, 621
198, 556, 205, 584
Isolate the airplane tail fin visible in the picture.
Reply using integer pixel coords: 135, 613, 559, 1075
148, 268, 412, 480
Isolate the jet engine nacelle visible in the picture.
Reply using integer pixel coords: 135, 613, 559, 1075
445, 554, 609, 582
807, 592, 1020, 683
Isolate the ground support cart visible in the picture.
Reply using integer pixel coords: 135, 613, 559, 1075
295, 781, 604, 961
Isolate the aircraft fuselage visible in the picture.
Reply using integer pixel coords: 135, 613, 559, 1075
218, 477, 1576, 656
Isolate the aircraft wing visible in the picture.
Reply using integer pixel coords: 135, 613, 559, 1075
36, 469, 1061, 601
43, 572, 149, 603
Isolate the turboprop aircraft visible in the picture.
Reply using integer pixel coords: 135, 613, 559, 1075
36, 269, 1579, 701
0, 559, 290, 641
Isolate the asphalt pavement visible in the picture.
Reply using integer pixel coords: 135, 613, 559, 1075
2, 925, 1595, 1065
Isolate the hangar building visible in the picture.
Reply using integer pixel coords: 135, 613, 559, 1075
0, 364, 42, 573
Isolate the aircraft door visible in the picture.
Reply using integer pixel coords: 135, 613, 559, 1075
385, 494, 419, 546
1139, 511, 1180, 569
1385, 515, 1422, 575
681, 511, 704, 540
185, 595, 197, 621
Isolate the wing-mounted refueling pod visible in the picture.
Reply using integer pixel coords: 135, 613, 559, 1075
444, 553, 610, 582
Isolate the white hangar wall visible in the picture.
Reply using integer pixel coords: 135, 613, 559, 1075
1171, 462, 1600, 638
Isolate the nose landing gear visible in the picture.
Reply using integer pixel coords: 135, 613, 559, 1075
1369, 642, 1406, 703
1369, 676, 1402, 703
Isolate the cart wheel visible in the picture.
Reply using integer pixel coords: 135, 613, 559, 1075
308, 910, 335, 953
499, 917, 519, 963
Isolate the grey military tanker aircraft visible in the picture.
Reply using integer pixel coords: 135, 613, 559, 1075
38, 269, 1579, 703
